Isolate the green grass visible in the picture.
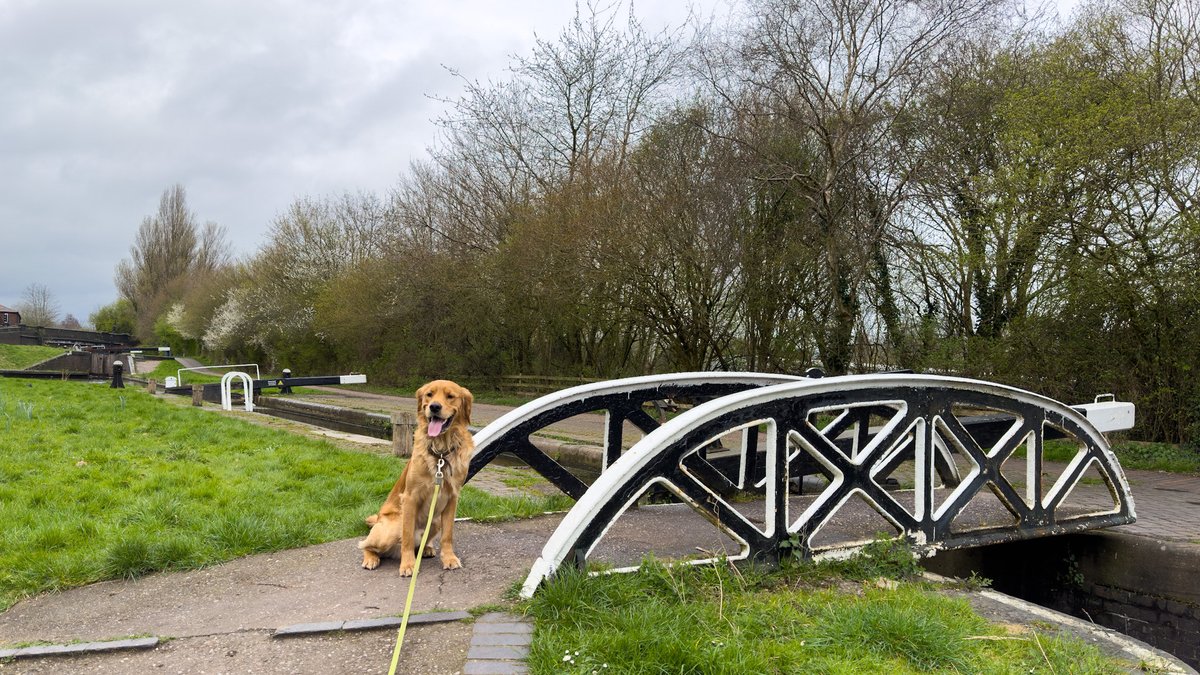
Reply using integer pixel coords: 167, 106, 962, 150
1012, 438, 1200, 474
138, 358, 223, 384
1041, 439, 1083, 462
136, 358, 182, 381
790, 537, 924, 582
0, 378, 566, 612
1009, 438, 1083, 462
525, 553, 1125, 674
0, 344, 64, 370
1112, 441, 1200, 474
460, 490, 575, 522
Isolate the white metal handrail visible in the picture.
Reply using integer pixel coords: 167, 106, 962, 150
220, 371, 255, 412
177, 363, 261, 386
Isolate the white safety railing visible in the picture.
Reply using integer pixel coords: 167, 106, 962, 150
220, 371, 255, 412
177, 363, 260, 386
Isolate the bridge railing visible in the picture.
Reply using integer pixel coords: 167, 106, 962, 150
467, 372, 808, 499
464, 373, 1137, 598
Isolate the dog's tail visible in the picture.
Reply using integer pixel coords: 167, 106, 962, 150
364, 514, 379, 526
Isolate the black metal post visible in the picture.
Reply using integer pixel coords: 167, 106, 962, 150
111, 360, 124, 388
280, 368, 293, 394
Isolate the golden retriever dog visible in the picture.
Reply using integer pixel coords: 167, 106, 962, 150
358, 379, 473, 576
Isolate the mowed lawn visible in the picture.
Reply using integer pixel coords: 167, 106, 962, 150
0, 344, 64, 370
0, 378, 563, 611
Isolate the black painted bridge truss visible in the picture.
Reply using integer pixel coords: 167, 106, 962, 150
463, 373, 1136, 596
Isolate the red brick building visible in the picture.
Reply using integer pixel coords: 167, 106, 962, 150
0, 304, 21, 327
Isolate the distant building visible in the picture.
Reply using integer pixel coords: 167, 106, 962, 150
0, 304, 20, 327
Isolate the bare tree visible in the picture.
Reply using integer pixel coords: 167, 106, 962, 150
17, 282, 60, 327
428, 0, 685, 250
115, 184, 231, 338
620, 105, 753, 371
508, 1, 685, 181
222, 191, 393, 361
706, 0, 1003, 372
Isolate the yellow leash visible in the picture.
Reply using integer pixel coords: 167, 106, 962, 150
387, 459, 444, 675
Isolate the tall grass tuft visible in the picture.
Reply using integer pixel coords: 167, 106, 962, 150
103, 533, 158, 579
806, 586, 983, 671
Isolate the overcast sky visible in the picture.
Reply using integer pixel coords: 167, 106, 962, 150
0, 0, 722, 324
1, 0, 1084, 326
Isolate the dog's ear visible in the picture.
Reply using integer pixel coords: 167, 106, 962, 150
459, 386, 473, 425
415, 384, 426, 417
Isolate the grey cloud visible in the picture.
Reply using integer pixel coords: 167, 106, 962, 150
0, 0, 702, 323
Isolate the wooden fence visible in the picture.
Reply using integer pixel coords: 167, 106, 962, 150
495, 374, 603, 397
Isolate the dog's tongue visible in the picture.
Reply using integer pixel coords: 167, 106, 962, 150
428, 417, 446, 437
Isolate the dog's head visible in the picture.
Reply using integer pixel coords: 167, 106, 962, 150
415, 379, 473, 438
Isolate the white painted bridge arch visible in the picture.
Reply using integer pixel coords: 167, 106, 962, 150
461, 373, 1137, 597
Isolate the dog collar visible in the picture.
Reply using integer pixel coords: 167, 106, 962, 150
430, 445, 457, 472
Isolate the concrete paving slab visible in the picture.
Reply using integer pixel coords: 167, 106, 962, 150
471, 632, 532, 647
463, 613, 534, 675
0, 517, 561, 647
272, 610, 473, 637
473, 622, 534, 636
0, 623, 470, 675
466, 644, 529, 660
463, 661, 529, 675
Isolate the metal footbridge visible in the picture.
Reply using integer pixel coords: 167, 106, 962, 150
463, 373, 1136, 597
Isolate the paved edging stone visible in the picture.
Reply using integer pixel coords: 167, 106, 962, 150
0, 636, 159, 661
464, 612, 532, 675
272, 610, 472, 638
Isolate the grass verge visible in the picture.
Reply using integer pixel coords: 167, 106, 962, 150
0, 345, 64, 370
0, 378, 567, 612
525, 544, 1125, 674
1111, 441, 1200, 474
1018, 438, 1200, 475
137, 358, 222, 384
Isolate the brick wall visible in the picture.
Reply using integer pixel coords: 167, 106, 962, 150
1074, 582, 1200, 667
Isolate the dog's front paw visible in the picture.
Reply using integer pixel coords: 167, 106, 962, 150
399, 563, 415, 577
361, 550, 381, 570
442, 554, 462, 570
